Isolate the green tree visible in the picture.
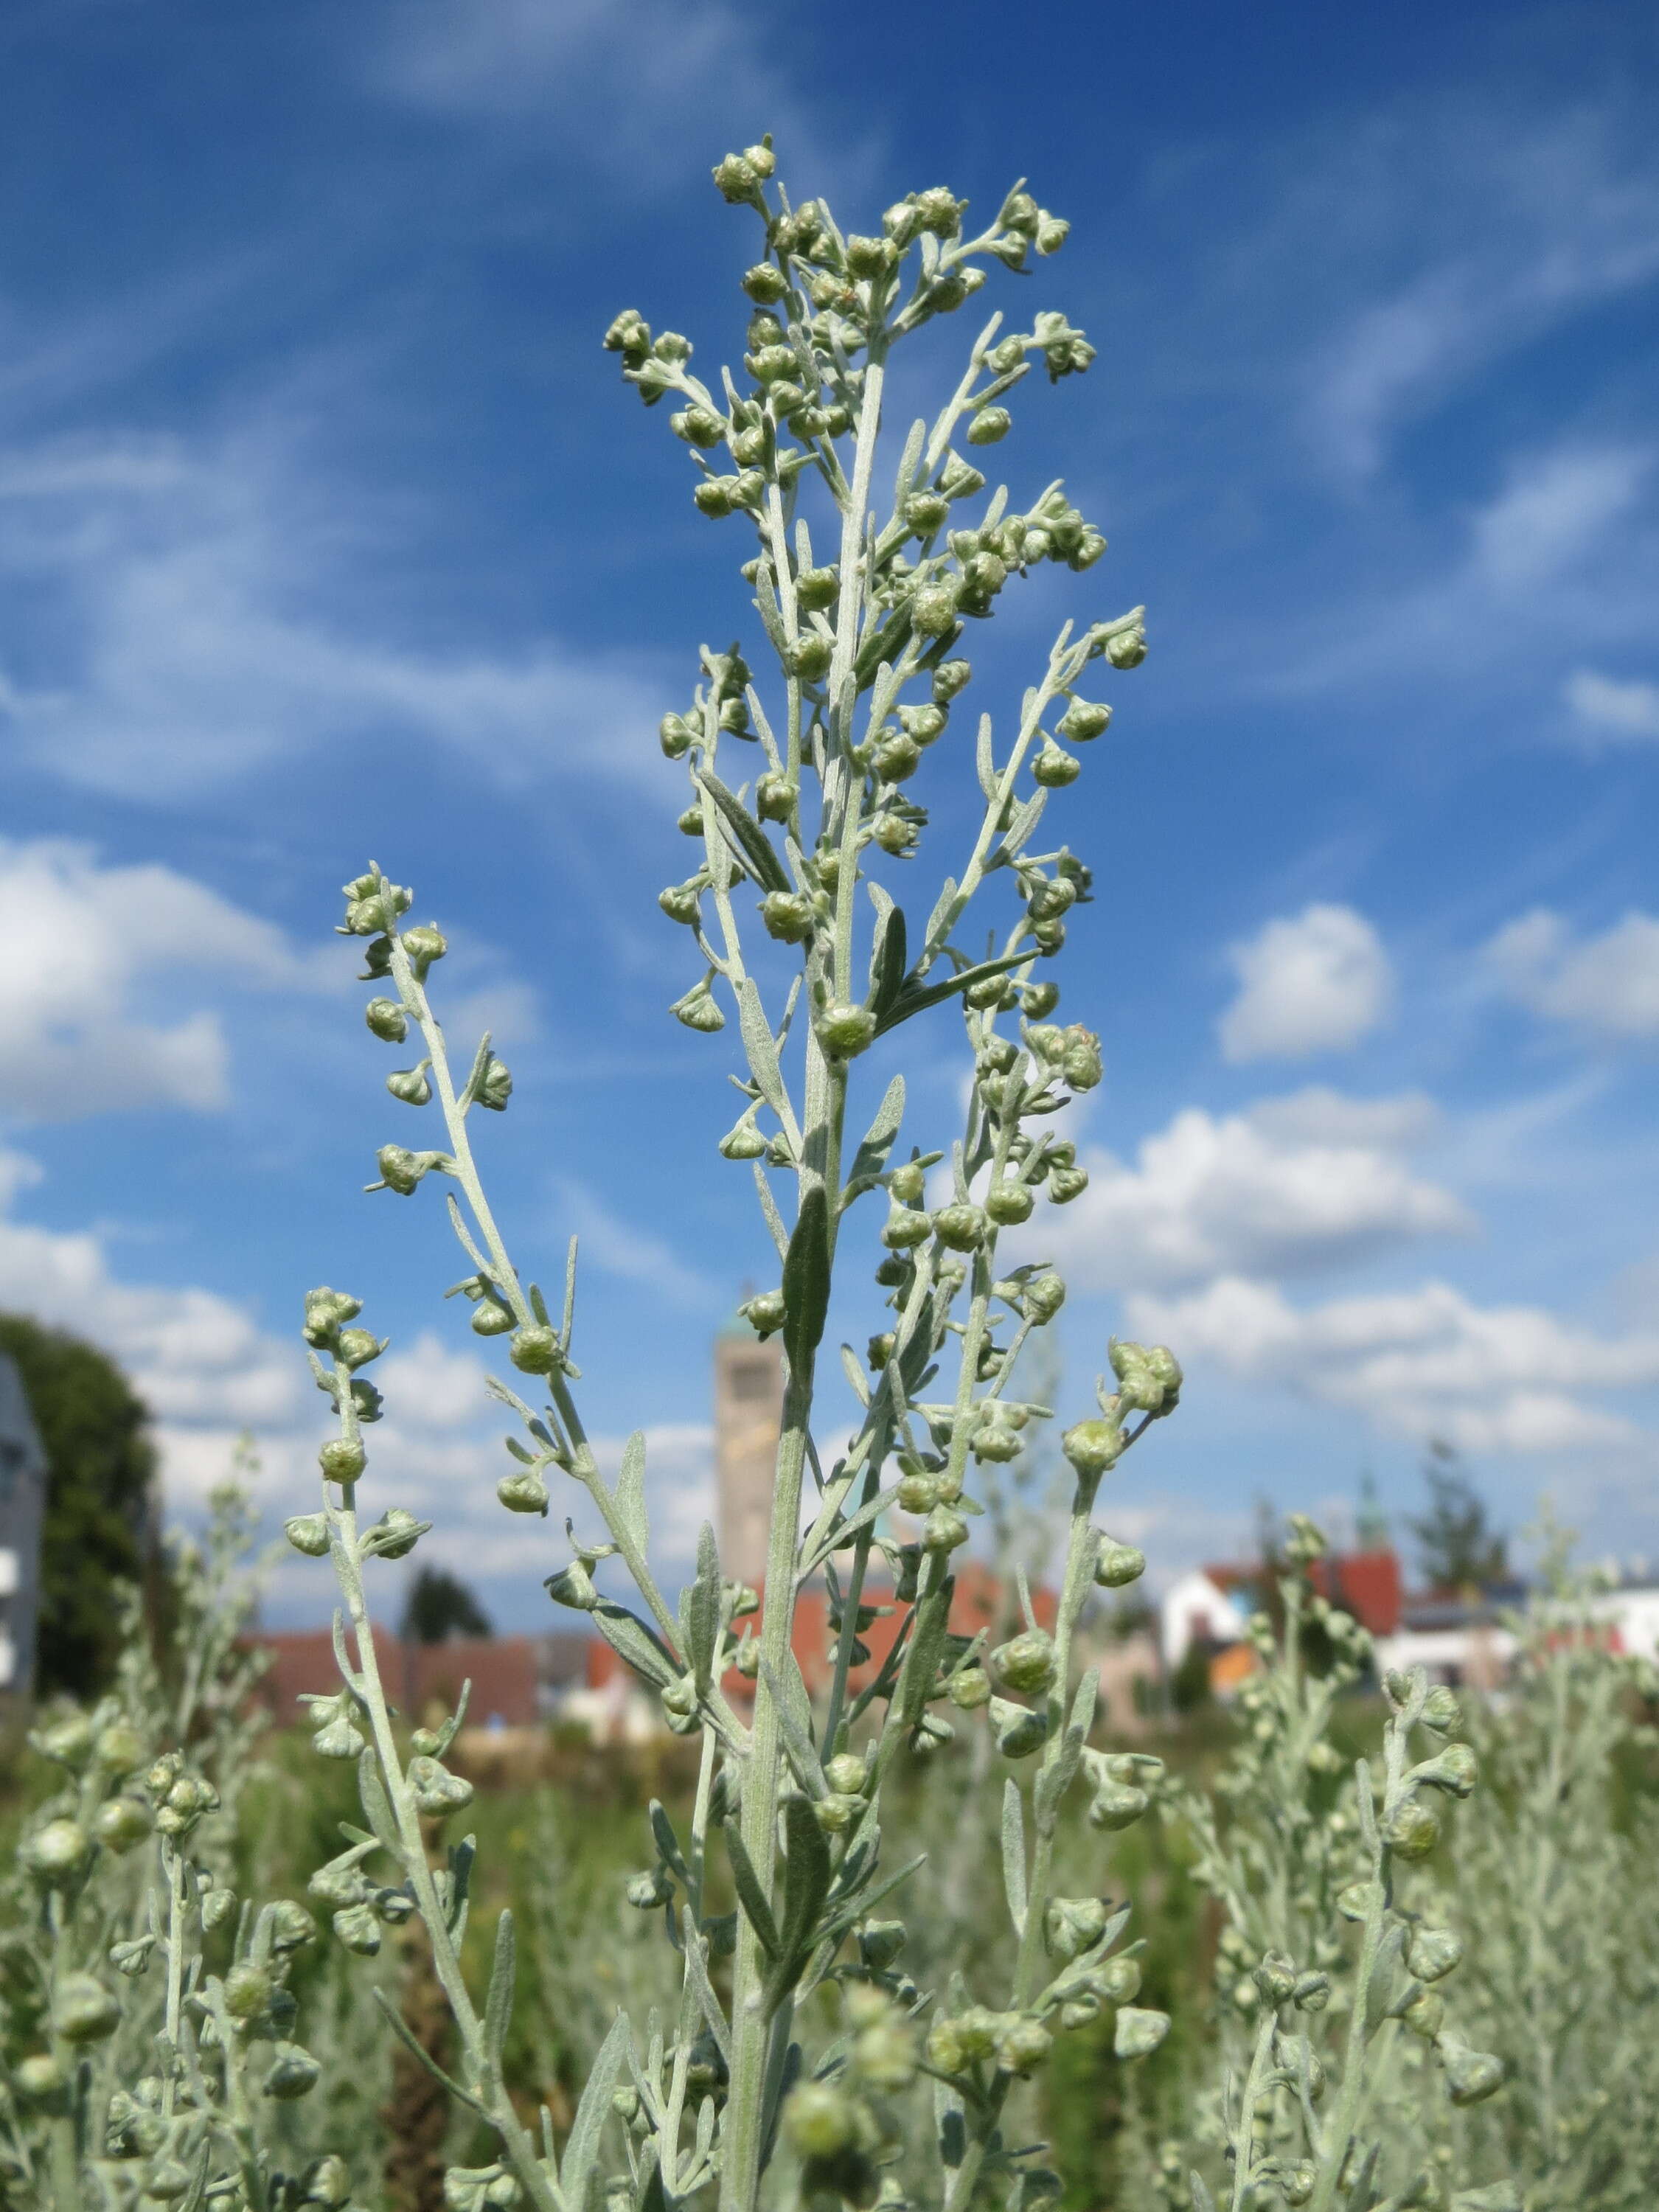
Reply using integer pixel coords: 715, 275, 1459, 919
1408, 1439, 1509, 1592
0, 1312, 159, 1699
400, 1565, 492, 1644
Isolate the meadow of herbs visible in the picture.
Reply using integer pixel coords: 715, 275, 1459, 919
4, 139, 1658, 2212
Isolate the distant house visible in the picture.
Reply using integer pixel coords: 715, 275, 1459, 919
251, 1628, 589, 1731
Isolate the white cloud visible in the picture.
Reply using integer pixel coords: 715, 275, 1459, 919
0, 1147, 303, 1473
1125, 1273, 1659, 1457
1564, 668, 1659, 744
1485, 908, 1659, 1041
556, 1183, 721, 1314
1219, 905, 1394, 1062
1467, 446, 1650, 594
0, 425, 670, 800
1036, 1092, 1470, 1294
1302, 110, 1659, 476
0, 838, 329, 1120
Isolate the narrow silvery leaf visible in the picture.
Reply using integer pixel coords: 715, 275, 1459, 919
681, 1909, 731, 2063
760, 1655, 827, 1798
650, 1802, 689, 1886
1000, 787, 1048, 859
782, 1185, 831, 1374
482, 1907, 515, 2068
593, 1599, 678, 1690
839, 1343, 872, 1408
976, 712, 997, 799
751, 1161, 790, 1260
697, 771, 790, 894
1001, 1780, 1027, 1936
561, 2012, 632, 2212
894, 417, 925, 507
614, 1430, 649, 1552
687, 1523, 721, 1696
846, 1074, 906, 1195
723, 1818, 780, 1958
737, 979, 788, 1117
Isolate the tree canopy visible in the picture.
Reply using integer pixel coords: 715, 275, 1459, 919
400, 1565, 493, 1645
1408, 1441, 1509, 1593
0, 1312, 159, 1698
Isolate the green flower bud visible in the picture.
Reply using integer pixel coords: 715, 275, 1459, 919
1113, 2006, 1169, 2059
900, 702, 947, 745
401, 922, 448, 976
815, 1003, 877, 1059
990, 1697, 1049, 1759
672, 977, 726, 1031
967, 406, 1012, 448
784, 2081, 859, 2160
313, 1716, 366, 1761
1338, 1879, 1382, 1922
223, 1961, 274, 2020
408, 1756, 474, 1818
813, 1790, 862, 1833
1292, 1969, 1329, 2011
545, 1560, 597, 1610
922, 1504, 969, 1554
759, 890, 814, 944
992, 1630, 1057, 1695
1408, 1927, 1463, 1983
985, 1180, 1035, 1226
91, 1719, 146, 1777
32, 1712, 95, 1767
94, 1796, 153, 1854
1105, 622, 1147, 669
874, 731, 922, 782
1045, 1895, 1108, 1961
498, 1467, 550, 1515
1282, 2165, 1317, 2206
1404, 1989, 1445, 2038
1416, 1743, 1478, 1798
1088, 1779, 1150, 1831
712, 152, 760, 202
386, 1065, 432, 1106
1420, 1684, 1461, 1731
22, 1818, 90, 1883
933, 1202, 987, 1251
333, 1902, 382, 1955
1046, 1166, 1089, 1206
972, 1413, 1021, 1464
375, 1144, 433, 1195
1099, 1955, 1143, 2005
303, 1286, 363, 1346
1062, 1419, 1125, 1478
904, 492, 950, 538
262, 2042, 320, 2100
880, 1204, 933, 1253
672, 406, 727, 448
267, 1900, 316, 1952
335, 1328, 384, 1371
785, 630, 834, 683
602, 308, 650, 357
15, 2053, 66, 2100
659, 712, 696, 759
1057, 700, 1111, 742
996, 2015, 1053, 2074
1441, 2039, 1505, 2107
910, 581, 960, 636
1094, 1540, 1145, 1587
55, 1972, 121, 2043
740, 260, 788, 305
1385, 1798, 1441, 1861
319, 1436, 366, 1484
285, 1512, 331, 1557
364, 1506, 422, 1559
140, 2159, 195, 2202
471, 1299, 515, 1337
795, 565, 839, 611
658, 880, 701, 925
1060, 1025, 1103, 1089
301, 2156, 353, 2208
740, 1288, 786, 1338
946, 1663, 992, 1711
509, 1324, 561, 1375
755, 773, 794, 824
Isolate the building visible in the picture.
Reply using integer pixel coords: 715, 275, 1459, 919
1161, 1548, 1405, 1688
713, 1314, 784, 1595
0, 1355, 46, 1700
251, 1629, 589, 1730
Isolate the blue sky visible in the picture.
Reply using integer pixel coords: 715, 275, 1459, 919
1, 0, 1657, 1625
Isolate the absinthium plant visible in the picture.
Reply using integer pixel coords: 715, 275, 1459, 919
283, 140, 1183, 2212
1157, 1520, 1516, 2212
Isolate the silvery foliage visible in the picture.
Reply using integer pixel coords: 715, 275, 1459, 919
1, 1483, 376, 2211
284, 139, 1187, 2212
1152, 1521, 1517, 2212
1427, 1547, 1659, 2211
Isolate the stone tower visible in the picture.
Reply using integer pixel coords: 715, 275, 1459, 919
0, 1354, 46, 1701
714, 1316, 784, 1596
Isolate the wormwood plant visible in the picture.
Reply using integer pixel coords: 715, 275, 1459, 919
1148, 1523, 1516, 2212
1, 1485, 378, 2211
279, 139, 1186, 2212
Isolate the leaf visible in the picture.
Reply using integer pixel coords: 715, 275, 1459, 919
687, 1523, 722, 1696
759, 1655, 827, 1798
839, 1342, 872, 1407
894, 417, 925, 507
923, 874, 959, 950
900, 1578, 953, 1731
800, 1482, 903, 1576
614, 1431, 649, 1554
758, 2020, 803, 2177
782, 1184, 831, 1374
765, 1797, 832, 2012
1001, 1781, 1027, 1937
752, 1161, 790, 1259
650, 1802, 691, 1887
976, 712, 996, 799
723, 1819, 781, 1958
372, 1987, 491, 2117
445, 1836, 476, 1941
681, 1907, 731, 2064
1035, 1669, 1099, 1830
874, 950, 1029, 1038
867, 894, 908, 1019
737, 978, 789, 1118
483, 1908, 515, 2068
355, 1749, 399, 1852
1189, 2178, 1216, 2212
696, 770, 790, 894
561, 2011, 633, 2212
999, 787, 1047, 858
593, 1599, 680, 1691
844, 1074, 906, 1198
